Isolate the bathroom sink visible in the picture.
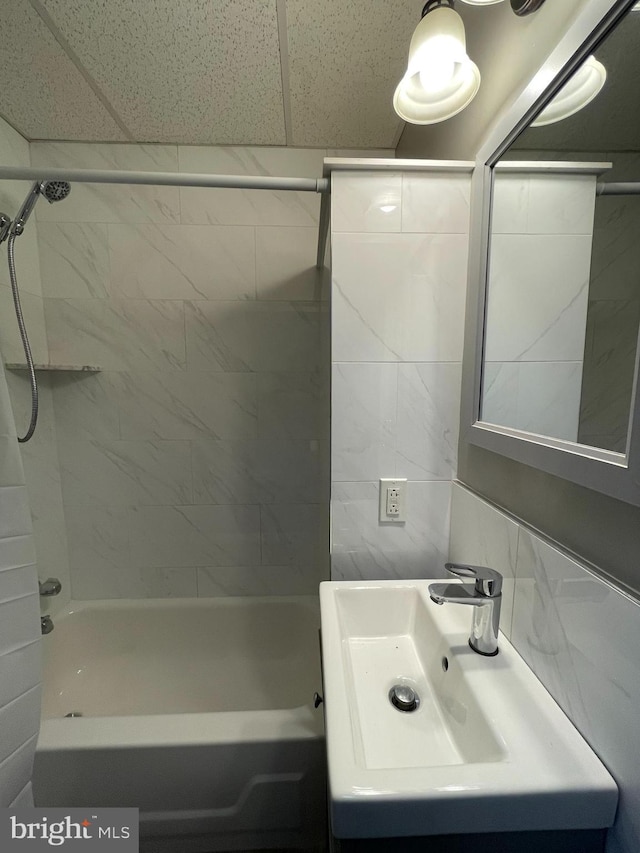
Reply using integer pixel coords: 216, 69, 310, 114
319, 580, 618, 839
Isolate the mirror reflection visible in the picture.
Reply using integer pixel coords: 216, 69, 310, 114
480, 5, 640, 454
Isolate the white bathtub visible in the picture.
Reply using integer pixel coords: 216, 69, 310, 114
33, 596, 327, 853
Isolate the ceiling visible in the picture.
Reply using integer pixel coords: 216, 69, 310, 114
0, 0, 423, 149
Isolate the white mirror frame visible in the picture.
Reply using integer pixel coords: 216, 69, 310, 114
461, 0, 640, 506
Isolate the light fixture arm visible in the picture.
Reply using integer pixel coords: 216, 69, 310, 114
422, 0, 455, 17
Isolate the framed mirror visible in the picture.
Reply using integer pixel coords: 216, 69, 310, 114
463, 0, 640, 506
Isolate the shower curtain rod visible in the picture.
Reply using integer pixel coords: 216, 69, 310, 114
0, 164, 329, 193
597, 182, 640, 195
0, 164, 331, 269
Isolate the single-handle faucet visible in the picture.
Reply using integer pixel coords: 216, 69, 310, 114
428, 562, 503, 656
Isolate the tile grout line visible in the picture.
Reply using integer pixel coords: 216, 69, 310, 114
275, 0, 294, 147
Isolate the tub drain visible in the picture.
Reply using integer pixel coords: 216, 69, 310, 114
389, 684, 420, 712
64, 711, 83, 718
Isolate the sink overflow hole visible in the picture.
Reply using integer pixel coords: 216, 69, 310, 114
442, 656, 449, 672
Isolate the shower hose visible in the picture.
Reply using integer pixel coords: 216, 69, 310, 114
7, 233, 38, 442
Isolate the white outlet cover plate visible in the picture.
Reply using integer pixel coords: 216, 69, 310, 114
379, 478, 407, 523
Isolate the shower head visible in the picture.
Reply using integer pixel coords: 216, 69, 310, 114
10, 179, 71, 237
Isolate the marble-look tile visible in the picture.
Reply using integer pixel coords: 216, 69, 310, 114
50, 372, 121, 441
331, 363, 397, 482
31, 142, 180, 224
117, 371, 257, 440
248, 302, 325, 373
108, 224, 256, 300
0, 487, 33, 540
45, 298, 186, 371
0, 435, 27, 488
331, 481, 451, 581
0, 225, 44, 299
71, 565, 198, 600
38, 223, 109, 299
590, 197, 640, 302
197, 564, 324, 597
401, 173, 471, 234
480, 362, 519, 427
511, 528, 640, 851
526, 174, 596, 236
515, 362, 582, 441
260, 503, 328, 568
64, 506, 131, 573
491, 174, 529, 235
58, 439, 192, 507
128, 504, 261, 567
192, 439, 325, 505
578, 300, 639, 453
185, 300, 252, 372
255, 226, 326, 300
0, 285, 48, 367
178, 146, 323, 226
5, 372, 56, 446
331, 173, 402, 233
257, 371, 329, 440
331, 232, 468, 363
448, 483, 519, 639
395, 363, 462, 480
485, 234, 591, 362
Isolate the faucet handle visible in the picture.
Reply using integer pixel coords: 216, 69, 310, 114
445, 562, 503, 597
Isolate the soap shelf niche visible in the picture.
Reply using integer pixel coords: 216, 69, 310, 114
5, 363, 102, 372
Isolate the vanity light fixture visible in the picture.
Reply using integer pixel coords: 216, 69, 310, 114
531, 55, 607, 126
393, 0, 481, 125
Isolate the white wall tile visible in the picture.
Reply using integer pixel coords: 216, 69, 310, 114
448, 484, 519, 639
192, 439, 325, 505
401, 173, 471, 234
31, 142, 181, 224
45, 298, 186, 371
178, 146, 323, 226
257, 371, 328, 440
128, 505, 261, 568
0, 641, 40, 716
71, 565, 198, 600
395, 363, 462, 481
331, 363, 397, 482
332, 173, 402, 233
65, 507, 131, 575
50, 372, 121, 441
256, 226, 326, 300
38, 223, 109, 299
260, 504, 327, 569
108, 224, 256, 300
0, 736, 39, 808
0, 593, 40, 657
0, 286, 48, 366
332, 232, 468, 363
526, 174, 596, 236
515, 361, 583, 441
331, 481, 451, 581
491, 174, 529, 235
511, 529, 640, 851
0, 487, 33, 539
0, 687, 41, 765
196, 564, 323, 597
485, 234, 591, 362
117, 370, 257, 440
58, 439, 192, 507
185, 300, 252, 372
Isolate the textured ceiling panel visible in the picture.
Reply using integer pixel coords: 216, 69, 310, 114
285, 0, 415, 149
0, 1, 127, 141
40, 0, 286, 145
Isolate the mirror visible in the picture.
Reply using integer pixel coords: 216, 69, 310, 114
479, 2, 640, 457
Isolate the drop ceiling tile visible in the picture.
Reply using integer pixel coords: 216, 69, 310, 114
40, 0, 286, 145
285, 0, 414, 149
0, 2, 126, 141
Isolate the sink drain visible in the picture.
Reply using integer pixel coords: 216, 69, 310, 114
389, 684, 420, 712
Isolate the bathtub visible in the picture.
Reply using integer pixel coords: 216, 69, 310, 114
33, 596, 327, 853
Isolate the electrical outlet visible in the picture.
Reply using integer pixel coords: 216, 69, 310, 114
379, 478, 407, 523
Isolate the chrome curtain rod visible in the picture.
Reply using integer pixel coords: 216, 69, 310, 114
0, 165, 330, 193
597, 182, 640, 196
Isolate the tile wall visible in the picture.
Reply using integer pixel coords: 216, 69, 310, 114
0, 117, 42, 807
449, 481, 640, 853
483, 170, 597, 441
26, 142, 392, 600
330, 167, 471, 580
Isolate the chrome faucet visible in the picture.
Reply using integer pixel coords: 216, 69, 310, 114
39, 577, 62, 597
428, 563, 503, 656
41, 615, 54, 635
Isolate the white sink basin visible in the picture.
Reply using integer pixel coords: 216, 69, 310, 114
320, 580, 618, 839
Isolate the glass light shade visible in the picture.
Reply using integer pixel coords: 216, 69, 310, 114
531, 56, 606, 126
393, 7, 481, 125
457, 1, 505, 5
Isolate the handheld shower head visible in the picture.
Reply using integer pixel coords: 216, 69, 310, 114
10, 179, 71, 237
